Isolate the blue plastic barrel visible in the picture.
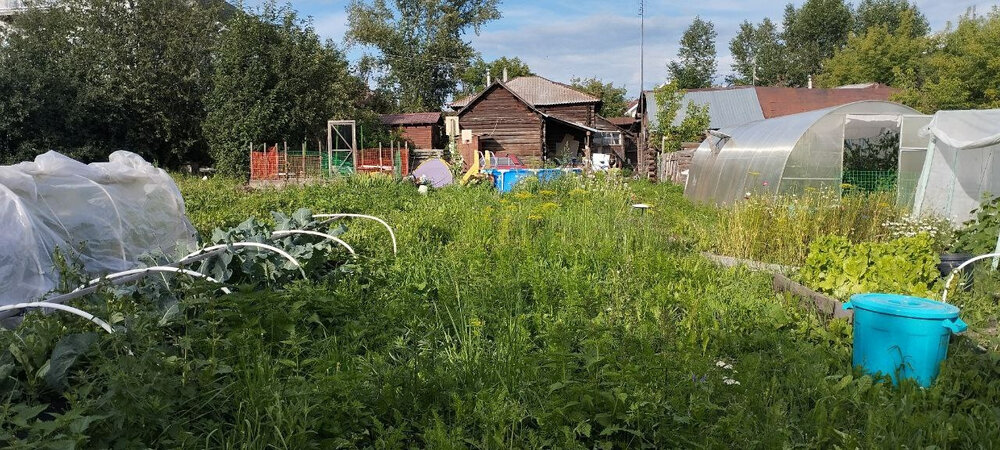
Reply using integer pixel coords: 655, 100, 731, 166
844, 293, 967, 387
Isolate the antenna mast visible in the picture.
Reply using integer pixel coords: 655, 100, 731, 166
639, 0, 644, 115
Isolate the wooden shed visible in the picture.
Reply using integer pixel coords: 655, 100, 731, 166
379, 112, 444, 150
451, 76, 629, 168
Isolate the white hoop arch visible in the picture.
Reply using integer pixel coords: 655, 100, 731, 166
314, 213, 397, 255
270, 230, 356, 256
942, 252, 1000, 303
181, 242, 306, 279
74, 266, 233, 295
0, 302, 114, 334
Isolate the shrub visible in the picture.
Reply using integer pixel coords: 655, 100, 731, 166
953, 196, 1000, 255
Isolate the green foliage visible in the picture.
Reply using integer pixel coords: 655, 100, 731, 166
843, 130, 901, 171
650, 82, 710, 151
727, 18, 786, 86
458, 56, 533, 96
892, 10, 1000, 113
0, 0, 221, 165
854, 0, 930, 37
800, 234, 940, 299
1, 177, 999, 446
781, 0, 854, 87
347, 0, 501, 112
707, 190, 903, 265
569, 77, 629, 117
204, 2, 362, 178
953, 196, 1000, 254
667, 16, 717, 89
818, 10, 929, 88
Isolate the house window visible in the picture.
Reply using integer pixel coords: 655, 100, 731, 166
594, 131, 621, 146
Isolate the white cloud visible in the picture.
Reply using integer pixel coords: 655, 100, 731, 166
277, 0, 988, 98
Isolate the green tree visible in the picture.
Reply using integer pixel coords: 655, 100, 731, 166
346, 0, 501, 112
818, 10, 928, 87
458, 56, 533, 96
650, 82, 710, 151
782, 0, 854, 87
667, 16, 717, 89
727, 18, 785, 86
569, 77, 628, 117
854, 0, 929, 37
893, 10, 1000, 112
203, 2, 364, 177
0, 0, 220, 165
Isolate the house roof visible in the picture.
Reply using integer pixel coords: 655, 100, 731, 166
754, 86, 895, 119
644, 85, 896, 130
379, 112, 442, 126
607, 116, 638, 127
451, 76, 599, 109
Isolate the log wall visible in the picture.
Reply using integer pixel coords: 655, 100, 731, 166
459, 87, 543, 164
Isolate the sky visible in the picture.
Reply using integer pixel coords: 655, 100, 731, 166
251, 0, 992, 97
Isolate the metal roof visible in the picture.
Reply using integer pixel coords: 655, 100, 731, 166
645, 86, 897, 131
379, 112, 441, 126
754, 86, 894, 119
451, 76, 599, 109
673, 88, 765, 129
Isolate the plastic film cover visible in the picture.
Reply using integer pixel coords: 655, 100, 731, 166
0, 151, 197, 305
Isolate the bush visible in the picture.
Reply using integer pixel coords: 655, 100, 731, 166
953, 196, 1000, 255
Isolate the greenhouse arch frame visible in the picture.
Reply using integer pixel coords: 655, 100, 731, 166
684, 101, 921, 205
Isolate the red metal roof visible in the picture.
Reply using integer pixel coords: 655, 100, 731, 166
754, 86, 895, 119
379, 112, 442, 126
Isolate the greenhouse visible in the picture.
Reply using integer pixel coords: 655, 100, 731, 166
685, 101, 920, 204
912, 109, 1000, 225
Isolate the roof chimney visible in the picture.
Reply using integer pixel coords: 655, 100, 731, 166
808, 75, 813, 89
503, 67, 508, 82
486, 72, 491, 85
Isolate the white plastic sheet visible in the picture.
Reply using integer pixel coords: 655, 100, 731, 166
914, 109, 1000, 224
0, 151, 197, 305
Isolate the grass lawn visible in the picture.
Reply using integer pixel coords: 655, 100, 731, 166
1, 174, 998, 448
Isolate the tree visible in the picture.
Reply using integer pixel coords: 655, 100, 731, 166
0, 0, 220, 165
854, 0, 929, 37
818, 10, 928, 87
203, 2, 364, 177
569, 77, 628, 117
893, 10, 1000, 112
782, 0, 854, 87
650, 82, 710, 152
346, 0, 501, 112
458, 56, 533, 96
727, 18, 785, 86
667, 16, 717, 89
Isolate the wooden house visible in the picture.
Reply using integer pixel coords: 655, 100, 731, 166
379, 112, 444, 149
450, 76, 629, 168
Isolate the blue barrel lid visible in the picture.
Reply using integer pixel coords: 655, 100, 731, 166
846, 293, 960, 319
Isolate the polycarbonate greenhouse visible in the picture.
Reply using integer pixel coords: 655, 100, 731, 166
685, 101, 920, 204
912, 109, 1000, 224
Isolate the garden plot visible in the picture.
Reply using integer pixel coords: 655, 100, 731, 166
0, 174, 998, 448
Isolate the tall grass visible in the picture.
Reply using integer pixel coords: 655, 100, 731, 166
0, 175, 997, 447
707, 190, 903, 265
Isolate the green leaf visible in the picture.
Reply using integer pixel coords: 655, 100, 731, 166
43, 333, 98, 392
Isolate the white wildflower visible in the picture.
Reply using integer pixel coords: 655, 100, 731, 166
723, 377, 741, 385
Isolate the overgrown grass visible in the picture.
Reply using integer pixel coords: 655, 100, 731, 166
1, 175, 998, 447
704, 190, 903, 265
